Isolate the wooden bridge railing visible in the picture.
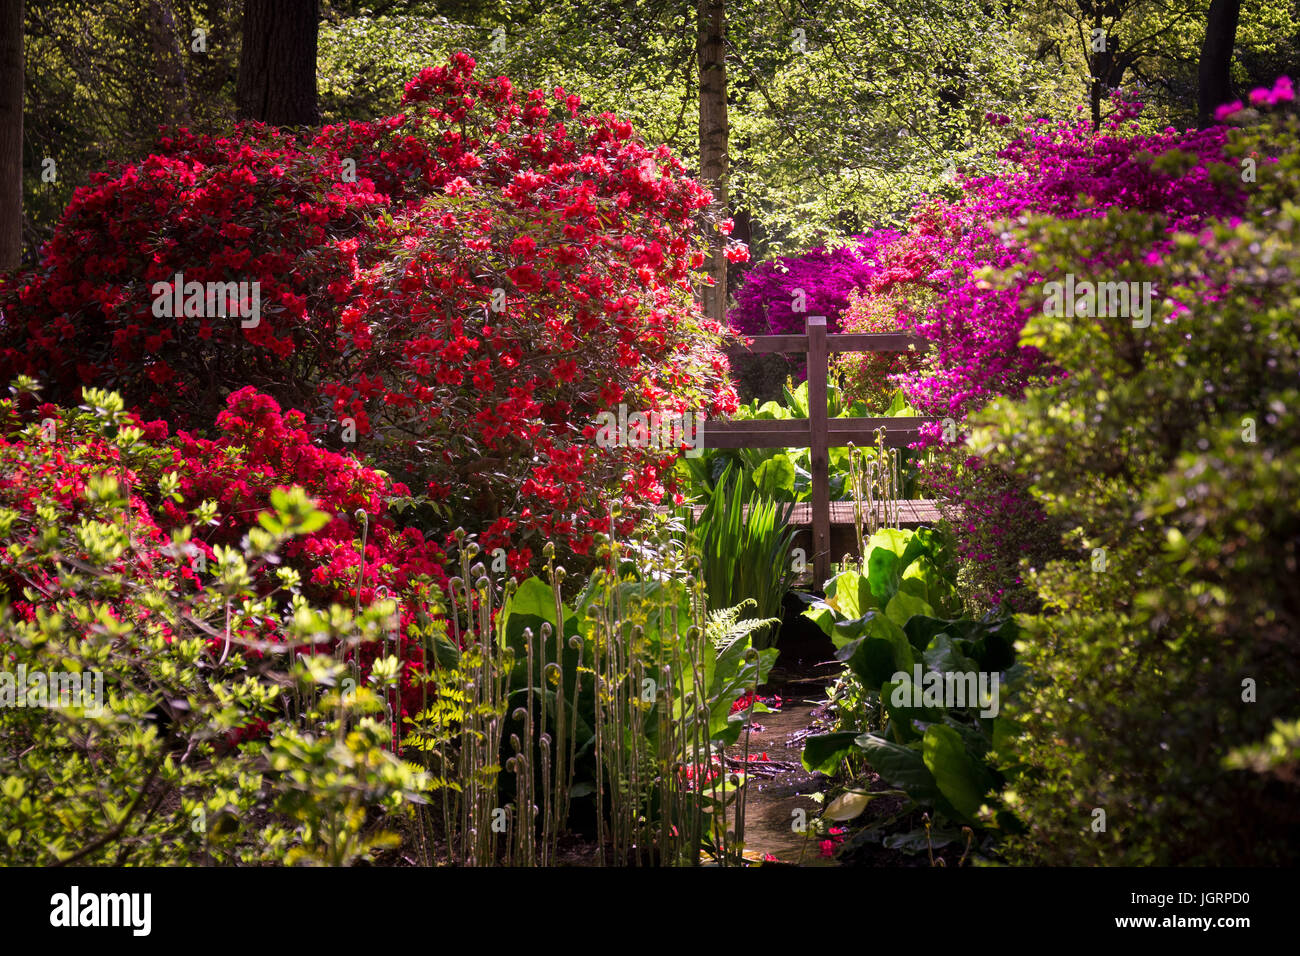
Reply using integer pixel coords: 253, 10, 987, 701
705, 315, 934, 585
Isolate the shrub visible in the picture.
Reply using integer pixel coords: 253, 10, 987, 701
834, 285, 929, 414
0, 381, 449, 733
971, 84, 1300, 864
727, 233, 897, 338
0, 384, 429, 865
835, 93, 1250, 606
0, 54, 740, 573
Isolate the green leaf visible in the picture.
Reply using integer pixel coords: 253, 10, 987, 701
900, 556, 959, 615
802, 732, 860, 774
854, 733, 943, 805
881, 678, 944, 742
824, 569, 875, 620
752, 453, 796, 498
922, 724, 995, 823
835, 613, 914, 689
502, 577, 584, 698
885, 589, 933, 627
866, 546, 901, 606
903, 615, 955, 652
922, 634, 980, 675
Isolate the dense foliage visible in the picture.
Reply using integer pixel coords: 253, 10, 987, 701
834, 93, 1252, 606
972, 87, 1300, 864
1, 54, 740, 574
0, 385, 427, 864
799, 526, 1024, 859
0, 382, 778, 866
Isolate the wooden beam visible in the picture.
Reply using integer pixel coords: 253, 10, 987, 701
727, 331, 929, 356
826, 417, 933, 446
662, 499, 945, 527
701, 420, 810, 448
728, 334, 809, 354
807, 316, 831, 586
827, 332, 929, 353
700, 416, 935, 449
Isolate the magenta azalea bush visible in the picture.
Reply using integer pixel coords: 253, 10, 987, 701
727, 232, 898, 337
840, 90, 1267, 606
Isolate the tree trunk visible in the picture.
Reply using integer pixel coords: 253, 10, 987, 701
236, 0, 319, 126
148, 0, 192, 127
697, 0, 728, 323
0, 0, 22, 271
1198, 0, 1242, 128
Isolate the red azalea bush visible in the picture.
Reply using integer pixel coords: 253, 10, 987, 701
0, 384, 449, 724
0, 53, 740, 572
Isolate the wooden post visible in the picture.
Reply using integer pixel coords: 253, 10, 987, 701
806, 316, 831, 586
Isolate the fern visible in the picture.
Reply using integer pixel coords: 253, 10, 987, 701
705, 599, 782, 652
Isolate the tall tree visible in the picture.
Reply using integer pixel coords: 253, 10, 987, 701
0, 0, 22, 270
697, 0, 728, 323
1198, 0, 1243, 127
236, 0, 319, 126
146, 0, 192, 127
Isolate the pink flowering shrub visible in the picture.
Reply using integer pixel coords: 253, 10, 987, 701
727, 233, 899, 337
839, 91, 1256, 606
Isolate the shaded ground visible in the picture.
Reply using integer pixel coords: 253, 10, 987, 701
718, 591, 841, 864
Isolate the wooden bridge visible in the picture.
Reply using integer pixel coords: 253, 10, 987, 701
702, 315, 941, 584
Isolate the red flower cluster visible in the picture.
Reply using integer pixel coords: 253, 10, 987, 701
0, 387, 449, 725
820, 826, 847, 858
730, 691, 782, 714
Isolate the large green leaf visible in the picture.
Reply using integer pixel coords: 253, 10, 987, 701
865, 546, 901, 606
900, 527, 955, 578
751, 400, 792, 420
922, 634, 980, 675
801, 732, 860, 774
501, 577, 582, 691
922, 724, 995, 824
752, 453, 796, 498
835, 613, 914, 689
853, 733, 943, 804
900, 555, 960, 616
903, 614, 955, 652
805, 570, 876, 642
885, 589, 933, 628
881, 678, 944, 742
868, 528, 913, 559
707, 645, 778, 743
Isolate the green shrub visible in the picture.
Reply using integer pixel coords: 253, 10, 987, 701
0, 389, 427, 865
970, 107, 1300, 865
